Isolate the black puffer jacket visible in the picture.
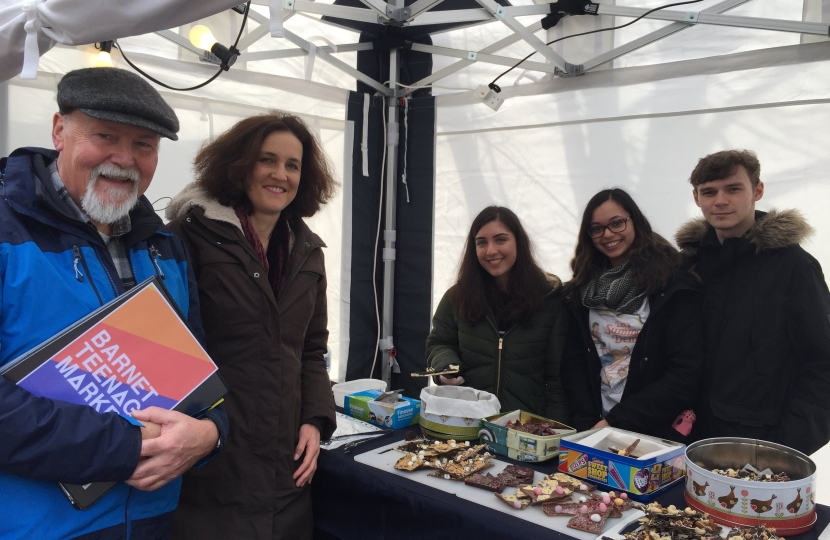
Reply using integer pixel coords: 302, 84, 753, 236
676, 209, 830, 455
560, 270, 703, 439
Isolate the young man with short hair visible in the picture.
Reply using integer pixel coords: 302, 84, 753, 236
676, 149, 830, 455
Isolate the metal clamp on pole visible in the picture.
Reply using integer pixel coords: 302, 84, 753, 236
554, 62, 584, 76
384, 230, 397, 242
387, 120, 400, 145
378, 337, 394, 351
382, 247, 396, 261
386, 4, 412, 21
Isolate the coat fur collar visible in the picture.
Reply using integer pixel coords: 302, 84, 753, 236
675, 209, 814, 256
165, 182, 242, 232
545, 272, 562, 292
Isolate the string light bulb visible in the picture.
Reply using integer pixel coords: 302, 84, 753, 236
189, 25, 218, 51
188, 25, 239, 71
93, 41, 113, 68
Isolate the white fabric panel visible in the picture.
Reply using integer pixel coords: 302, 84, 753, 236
0, 0, 241, 81
433, 60, 830, 312
436, 41, 830, 133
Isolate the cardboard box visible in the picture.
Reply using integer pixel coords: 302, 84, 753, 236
559, 427, 686, 501
344, 389, 420, 429
479, 410, 576, 462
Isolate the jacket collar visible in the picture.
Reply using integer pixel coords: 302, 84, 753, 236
3, 147, 170, 247
543, 273, 562, 295
168, 182, 327, 251
166, 182, 243, 232
675, 209, 814, 257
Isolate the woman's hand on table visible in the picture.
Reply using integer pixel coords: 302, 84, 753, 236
439, 375, 465, 386
294, 423, 321, 488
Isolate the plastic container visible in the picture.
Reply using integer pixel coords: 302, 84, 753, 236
418, 386, 501, 440
332, 378, 387, 408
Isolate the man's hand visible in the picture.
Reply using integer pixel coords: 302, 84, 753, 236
439, 375, 465, 386
126, 407, 219, 491
592, 419, 610, 429
293, 424, 321, 488
139, 420, 161, 440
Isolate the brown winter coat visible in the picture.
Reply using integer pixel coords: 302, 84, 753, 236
165, 184, 336, 539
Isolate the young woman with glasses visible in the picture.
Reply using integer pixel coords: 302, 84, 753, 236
560, 189, 703, 440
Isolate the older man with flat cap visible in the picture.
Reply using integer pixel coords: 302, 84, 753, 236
0, 67, 228, 540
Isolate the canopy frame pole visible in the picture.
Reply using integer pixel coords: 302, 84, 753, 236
408, 8, 492, 25
597, 4, 830, 36
283, 29, 392, 94
408, 21, 543, 88
474, 0, 574, 74
242, 42, 373, 62
582, 0, 754, 72
406, 0, 447, 20
287, 0, 385, 23
380, 45, 400, 388
357, 0, 392, 20
410, 42, 558, 73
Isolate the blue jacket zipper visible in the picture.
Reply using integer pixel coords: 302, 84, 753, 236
148, 244, 166, 279
124, 486, 133, 540
72, 244, 103, 306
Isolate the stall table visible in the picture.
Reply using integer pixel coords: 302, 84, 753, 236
312, 426, 830, 540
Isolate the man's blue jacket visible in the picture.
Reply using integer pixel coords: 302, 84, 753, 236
0, 147, 228, 539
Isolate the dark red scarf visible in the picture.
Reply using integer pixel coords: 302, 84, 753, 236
235, 206, 290, 295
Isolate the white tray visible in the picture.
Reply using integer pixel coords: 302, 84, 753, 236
354, 440, 645, 539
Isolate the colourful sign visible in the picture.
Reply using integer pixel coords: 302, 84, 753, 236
17, 284, 216, 416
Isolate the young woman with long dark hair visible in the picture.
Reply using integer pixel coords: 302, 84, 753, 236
561, 188, 702, 439
426, 206, 570, 422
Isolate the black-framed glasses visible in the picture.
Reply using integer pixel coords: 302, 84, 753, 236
588, 217, 630, 238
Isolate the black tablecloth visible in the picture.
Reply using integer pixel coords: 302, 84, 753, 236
312, 427, 829, 540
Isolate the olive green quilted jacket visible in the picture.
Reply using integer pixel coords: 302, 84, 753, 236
426, 276, 570, 423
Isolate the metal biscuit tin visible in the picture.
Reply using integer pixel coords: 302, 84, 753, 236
684, 438, 817, 536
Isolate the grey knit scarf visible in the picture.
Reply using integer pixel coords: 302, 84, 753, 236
581, 262, 647, 314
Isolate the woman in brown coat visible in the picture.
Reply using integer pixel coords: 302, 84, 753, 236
166, 112, 337, 539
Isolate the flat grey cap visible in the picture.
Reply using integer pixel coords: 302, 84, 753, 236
57, 68, 179, 140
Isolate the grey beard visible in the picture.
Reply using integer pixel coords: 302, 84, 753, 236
81, 163, 141, 224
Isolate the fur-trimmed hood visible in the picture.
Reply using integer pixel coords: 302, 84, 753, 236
165, 182, 242, 231
675, 209, 814, 256
545, 272, 562, 292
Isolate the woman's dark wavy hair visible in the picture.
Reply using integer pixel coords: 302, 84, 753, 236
565, 189, 681, 299
194, 111, 338, 217
450, 206, 547, 324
